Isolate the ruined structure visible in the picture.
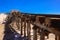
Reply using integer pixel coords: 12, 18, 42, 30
4, 10, 60, 40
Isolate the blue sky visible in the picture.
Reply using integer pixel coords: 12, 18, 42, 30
0, 0, 60, 14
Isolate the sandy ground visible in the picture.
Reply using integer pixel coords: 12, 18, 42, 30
0, 24, 5, 40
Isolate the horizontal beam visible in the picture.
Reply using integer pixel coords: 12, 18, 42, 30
49, 18, 60, 20
33, 22, 60, 36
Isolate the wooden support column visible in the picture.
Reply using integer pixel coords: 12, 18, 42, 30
24, 19, 26, 36
56, 36, 60, 40
35, 16, 40, 24
44, 17, 51, 27
21, 16, 25, 36
27, 20, 31, 40
55, 35, 58, 40
33, 16, 40, 40
18, 18, 21, 34
16, 17, 21, 34
21, 18, 23, 35
40, 29, 45, 40
33, 27, 37, 40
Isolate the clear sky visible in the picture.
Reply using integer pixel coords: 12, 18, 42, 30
0, 0, 60, 14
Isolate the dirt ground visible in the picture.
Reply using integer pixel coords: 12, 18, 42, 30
0, 24, 5, 40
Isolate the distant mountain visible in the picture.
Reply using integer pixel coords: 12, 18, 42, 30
0, 13, 8, 24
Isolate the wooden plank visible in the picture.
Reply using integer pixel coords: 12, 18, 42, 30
57, 36, 60, 40
27, 21, 31, 40
55, 35, 58, 40
44, 17, 51, 27
24, 20, 26, 36
33, 29, 37, 40
21, 18, 23, 35
35, 16, 40, 24
33, 22, 60, 36
50, 18, 60, 20
40, 29, 45, 40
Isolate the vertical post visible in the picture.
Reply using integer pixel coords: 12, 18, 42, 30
33, 16, 40, 40
16, 17, 21, 34
40, 29, 45, 40
37, 28, 41, 40
57, 36, 60, 40
27, 20, 31, 40
33, 27, 37, 40
44, 17, 51, 27
35, 16, 40, 24
21, 18, 23, 35
18, 17, 21, 34
55, 35, 58, 40
24, 19, 26, 36
21, 18, 25, 37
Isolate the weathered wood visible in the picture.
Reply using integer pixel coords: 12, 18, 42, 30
40, 29, 45, 40
50, 17, 60, 19
55, 35, 58, 40
35, 16, 40, 23
33, 22, 60, 36
27, 21, 31, 40
57, 36, 60, 40
24, 19, 26, 36
33, 25, 38, 40
16, 17, 21, 33
44, 17, 51, 27
5, 10, 60, 40
21, 18, 23, 35
33, 29, 37, 40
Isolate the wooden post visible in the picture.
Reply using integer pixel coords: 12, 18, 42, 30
35, 16, 40, 24
27, 20, 31, 40
40, 29, 45, 40
55, 35, 58, 40
33, 28, 37, 40
56, 36, 60, 40
21, 18, 23, 35
24, 19, 26, 36
44, 17, 51, 27
33, 16, 40, 40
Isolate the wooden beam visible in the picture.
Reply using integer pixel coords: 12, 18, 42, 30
50, 18, 60, 20
33, 22, 60, 36
33, 28, 37, 40
55, 35, 60, 40
55, 35, 58, 40
24, 19, 26, 36
21, 18, 23, 35
36, 16, 45, 17
27, 21, 31, 40
44, 17, 51, 27
35, 16, 40, 23
40, 29, 45, 40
